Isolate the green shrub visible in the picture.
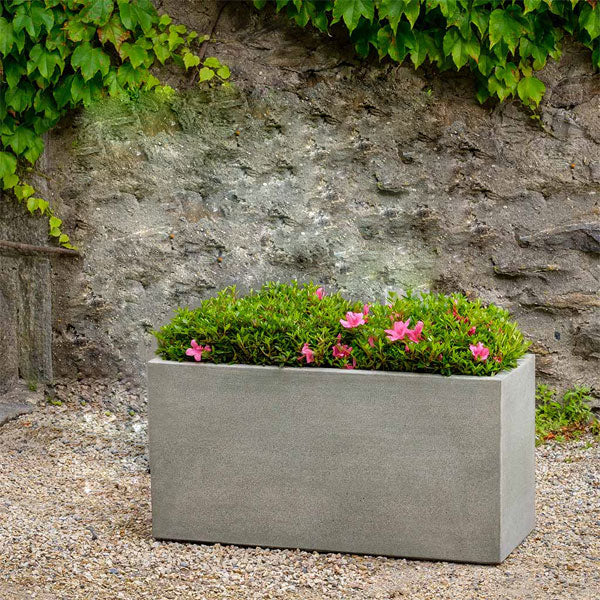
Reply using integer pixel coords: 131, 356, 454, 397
535, 385, 599, 445
154, 282, 529, 376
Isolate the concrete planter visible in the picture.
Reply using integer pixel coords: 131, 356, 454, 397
148, 354, 535, 564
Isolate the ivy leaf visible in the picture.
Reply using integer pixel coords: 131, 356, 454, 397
3, 173, 20, 189
0, 17, 15, 56
332, 0, 374, 34
517, 76, 546, 107
120, 41, 149, 68
580, 4, 600, 40
53, 75, 76, 109
489, 8, 524, 53
203, 57, 221, 68
118, 0, 155, 33
2, 125, 38, 157
66, 20, 96, 42
98, 15, 130, 50
183, 52, 201, 70
80, 0, 115, 27
198, 67, 215, 82
0, 152, 17, 179
27, 44, 61, 80
5, 83, 35, 112
377, 0, 404, 33
443, 29, 479, 69
217, 65, 231, 79
71, 43, 111, 81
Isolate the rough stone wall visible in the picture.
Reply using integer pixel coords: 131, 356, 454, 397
39, 2, 599, 399
0, 196, 53, 393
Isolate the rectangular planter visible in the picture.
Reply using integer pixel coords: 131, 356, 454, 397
148, 354, 535, 564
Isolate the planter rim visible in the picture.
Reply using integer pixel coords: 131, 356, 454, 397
149, 352, 534, 383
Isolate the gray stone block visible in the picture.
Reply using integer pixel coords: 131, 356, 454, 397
148, 355, 535, 563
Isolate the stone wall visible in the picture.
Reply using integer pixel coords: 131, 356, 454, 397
36, 2, 600, 399
0, 196, 53, 393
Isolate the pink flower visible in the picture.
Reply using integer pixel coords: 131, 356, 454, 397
363, 304, 370, 316
368, 336, 375, 348
406, 321, 424, 343
340, 311, 366, 328
315, 287, 325, 300
344, 357, 357, 370
332, 342, 353, 359
299, 342, 314, 364
384, 319, 410, 342
185, 340, 211, 362
493, 355, 502, 363
470, 342, 489, 362
468, 326, 476, 336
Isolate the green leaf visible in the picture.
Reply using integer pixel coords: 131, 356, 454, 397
49, 216, 63, 229
443, 29, 479, 69
489, 8, 524, 53
3, 173, 19, 190
121, 41, 149, 68
198, 67, 215, 82
203, 56, 221, 68
66, 20, 96, 42
15, 184, 35, 201
217, 65, 231, 79
580, 4, 600, 40
158, 14, 172, 28
517, 76, 546, 107
59, 233, 70, 244
98, 15, 129, 49
80, 0, 115, 27
118, 0, 155, 33
28, 44, 61, 79
183, 52, 201, 69
0, 17, 16, 55
71, 43, 111, 81
27, 197, 39, 214
332, 0, 374, 34
5, 83, 35, 112
0, 152, 17, 179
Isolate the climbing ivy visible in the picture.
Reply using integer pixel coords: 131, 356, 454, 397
0, 0, 229, 248
254, 0, 600, 107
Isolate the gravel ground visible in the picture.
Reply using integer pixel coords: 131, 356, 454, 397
1, 382, 598, 600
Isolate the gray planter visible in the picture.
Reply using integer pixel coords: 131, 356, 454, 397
148, 354, 535, 564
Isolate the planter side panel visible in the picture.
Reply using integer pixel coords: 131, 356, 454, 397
500, 355, 536, 560
148, 361, 509, 563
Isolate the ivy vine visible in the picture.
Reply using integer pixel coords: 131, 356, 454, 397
254, 0, 600, 106
0, 0, 229, 248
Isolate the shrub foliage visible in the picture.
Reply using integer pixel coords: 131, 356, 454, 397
535, 384, 599, 445
154, 282, 530, 376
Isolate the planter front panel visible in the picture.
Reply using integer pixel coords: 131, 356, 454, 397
148, 355, 535, 563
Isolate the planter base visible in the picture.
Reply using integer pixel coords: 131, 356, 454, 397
148, 355, 535, 564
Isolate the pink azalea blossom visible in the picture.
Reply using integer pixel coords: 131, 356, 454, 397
384, 319, 411, 342
340, 311, 366, 329
368, 336, 375, 348
468, 326, 476, 336
406, 321, 424, 343
470, 342, 489, 362
299, 342, 314, 364
315, 287, 325, 300
344, 357, 357, 370
363, 304, 370, 316
332, 342, 353, 359
493, 355, 502, 363
186, 340, 211, 362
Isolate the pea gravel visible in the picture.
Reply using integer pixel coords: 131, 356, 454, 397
0, 381, 598, 600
